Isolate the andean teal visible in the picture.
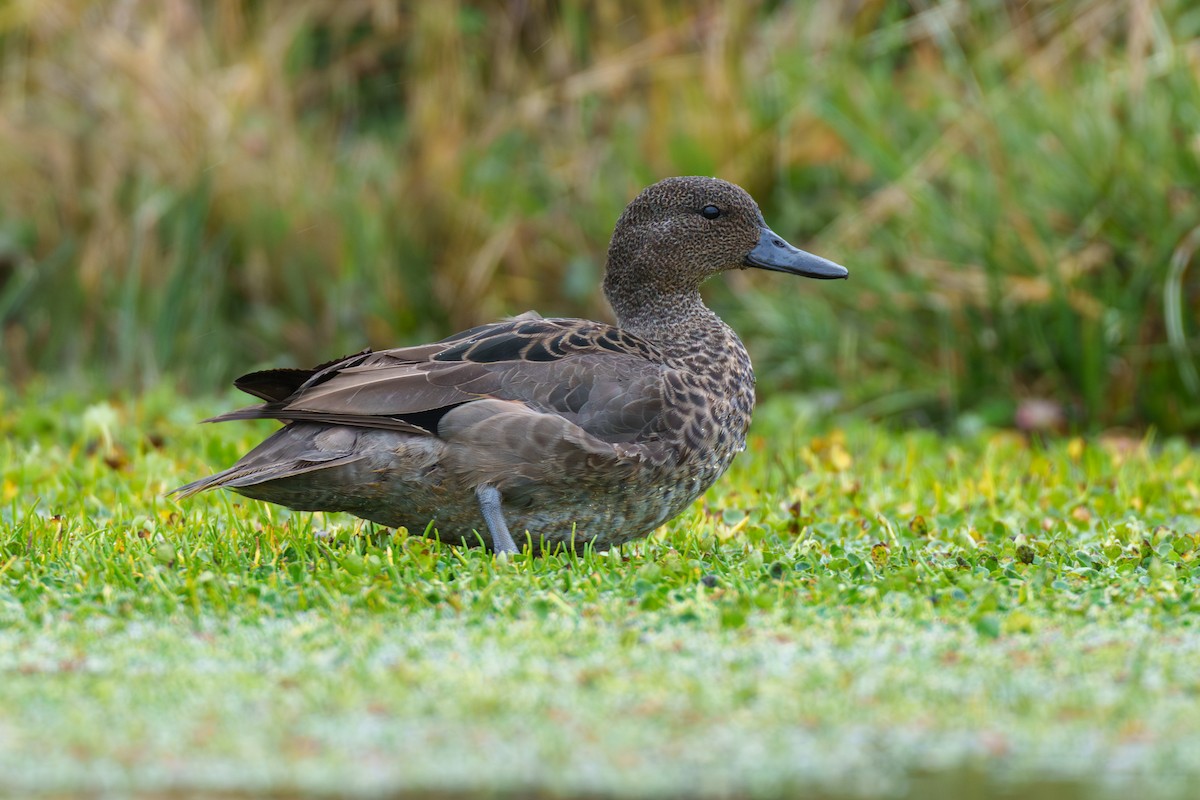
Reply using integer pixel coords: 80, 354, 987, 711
174, 177, 847, 553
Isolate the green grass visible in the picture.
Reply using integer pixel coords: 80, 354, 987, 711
2, 386, 1199, 798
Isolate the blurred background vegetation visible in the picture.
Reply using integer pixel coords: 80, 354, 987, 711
0, 0, 1197, 433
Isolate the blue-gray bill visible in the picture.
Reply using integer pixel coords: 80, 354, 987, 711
744, 226, 848, 279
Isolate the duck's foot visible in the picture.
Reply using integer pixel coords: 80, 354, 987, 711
475, 484, 518, 555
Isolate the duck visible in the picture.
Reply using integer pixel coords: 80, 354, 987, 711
173, 176, 847, 553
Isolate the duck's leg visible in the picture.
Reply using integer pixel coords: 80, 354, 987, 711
475, 484, 518, 554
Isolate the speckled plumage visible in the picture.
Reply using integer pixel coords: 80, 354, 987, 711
174, 177, 847, 552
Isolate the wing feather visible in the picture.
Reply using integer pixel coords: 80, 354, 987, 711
218, 317, 678, 445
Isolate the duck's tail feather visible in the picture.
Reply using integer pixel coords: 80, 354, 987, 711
169, 424, 371, 499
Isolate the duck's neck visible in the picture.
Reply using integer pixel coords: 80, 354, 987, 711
609, 285, 711, 340
607, 284, 752, 378
601, 241, 753, 380
602, 238, 721, 344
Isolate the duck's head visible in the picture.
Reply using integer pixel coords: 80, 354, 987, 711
603, 176, 847, 303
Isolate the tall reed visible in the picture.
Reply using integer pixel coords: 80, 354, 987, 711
0, 1, 1196, 431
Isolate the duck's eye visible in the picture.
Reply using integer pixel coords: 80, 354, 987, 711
700, 205, 721, 220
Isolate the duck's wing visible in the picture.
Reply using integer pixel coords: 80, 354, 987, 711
208, 317, 676, 446
230, 310, 548, 405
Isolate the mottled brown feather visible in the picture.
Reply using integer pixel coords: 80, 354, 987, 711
210, 318, 675, 448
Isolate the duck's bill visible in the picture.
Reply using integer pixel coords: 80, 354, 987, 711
745, 227, 848, 279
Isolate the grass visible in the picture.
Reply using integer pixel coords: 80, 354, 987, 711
1, 1, 1198, 431
2, 385, 1199, 798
